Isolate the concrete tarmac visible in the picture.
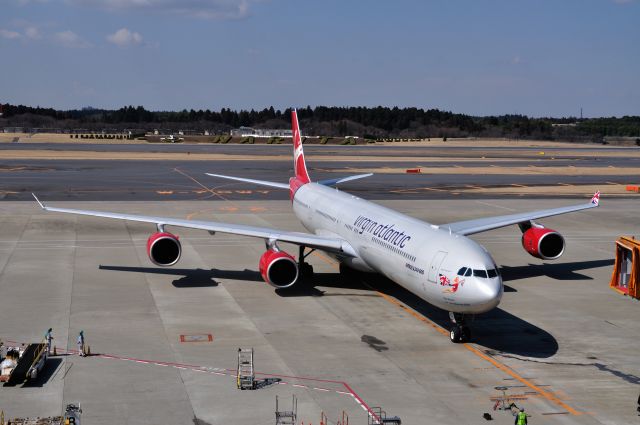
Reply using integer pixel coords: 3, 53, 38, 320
0, 198, 639, 424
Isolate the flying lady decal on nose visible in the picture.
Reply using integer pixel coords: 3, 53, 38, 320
441, 274, 464, 293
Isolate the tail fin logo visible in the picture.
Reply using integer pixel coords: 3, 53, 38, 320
294, 139, 303, 164
591, 191, 600, 206
291, 110, 310, 184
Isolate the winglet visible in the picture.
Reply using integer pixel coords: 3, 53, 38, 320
32, 193, 45, 209
591, 191, 601, 206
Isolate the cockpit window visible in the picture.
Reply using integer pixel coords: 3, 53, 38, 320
473, 269, 488, 278
457, 267, 467, 276
487, 269, 498, 278
465, 268, 472, 277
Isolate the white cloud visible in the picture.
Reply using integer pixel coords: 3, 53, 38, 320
0, 22, 42, 41
67, 0, 251, 19
53, 30, 91, 48
107, 28, 143, 46
25, 26, 41, 39
0, 29, 21, 39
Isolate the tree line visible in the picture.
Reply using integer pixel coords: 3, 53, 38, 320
1, 103, 639, 140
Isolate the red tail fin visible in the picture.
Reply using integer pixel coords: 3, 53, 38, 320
291, 109, 310, 184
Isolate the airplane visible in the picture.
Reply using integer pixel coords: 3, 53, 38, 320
32, 110, 601, 343
160, 134, 184, 143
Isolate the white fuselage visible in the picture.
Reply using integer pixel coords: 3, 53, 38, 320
292, 183, 503, 314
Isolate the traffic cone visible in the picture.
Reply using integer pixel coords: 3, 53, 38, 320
53, 346, 57, 356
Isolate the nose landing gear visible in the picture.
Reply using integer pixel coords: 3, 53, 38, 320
449, 312, 471, 343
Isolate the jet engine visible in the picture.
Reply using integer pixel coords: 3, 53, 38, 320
147, 232, 181, 266
259, 249, 299, 288
521, 226, 565, 260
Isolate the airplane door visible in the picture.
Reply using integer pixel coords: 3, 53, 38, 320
428, 251, 448, 283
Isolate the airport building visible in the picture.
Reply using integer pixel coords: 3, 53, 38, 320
230, 126, 293, 138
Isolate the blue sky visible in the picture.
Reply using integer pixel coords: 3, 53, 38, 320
1, 0, 638, 117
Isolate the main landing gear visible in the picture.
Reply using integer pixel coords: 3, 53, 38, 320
449, 312, 471, 343
298, 246, 315, 282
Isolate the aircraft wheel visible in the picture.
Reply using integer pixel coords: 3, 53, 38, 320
450, 326, 461, 343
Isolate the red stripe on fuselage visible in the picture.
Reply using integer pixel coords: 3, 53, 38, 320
289, 177, 307, 201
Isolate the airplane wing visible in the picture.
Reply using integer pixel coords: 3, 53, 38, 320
32, 194, 357, 256
443, 192, 600, 236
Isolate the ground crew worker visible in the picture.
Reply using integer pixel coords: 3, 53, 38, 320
45, 328, 53, 354
77, 331, 85, 357
515, 408, 527, 425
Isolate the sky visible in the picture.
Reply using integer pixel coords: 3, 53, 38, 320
0, 0, 638, 117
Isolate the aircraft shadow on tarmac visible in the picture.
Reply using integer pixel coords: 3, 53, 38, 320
97, 259, 614, 358
98, 265, 262, 287
500, 258, 614, 283
274, 271, 370, 297
354, 273, 561, 358
343, 258, 613, 358
273, 270, 560, 357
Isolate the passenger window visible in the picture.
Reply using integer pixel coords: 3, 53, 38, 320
465, 268, 472, 277
473, 269, 488, 278
487, 269, 498, 278
457, 267, 467, 276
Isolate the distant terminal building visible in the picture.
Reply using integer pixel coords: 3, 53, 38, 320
551, 123, 577, 128
230, 126, 293, 138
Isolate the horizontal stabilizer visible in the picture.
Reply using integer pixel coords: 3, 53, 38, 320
206, 173, 289, 189
317, 173, 373, 187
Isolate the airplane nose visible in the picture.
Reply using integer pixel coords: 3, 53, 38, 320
475, 277, 503, 309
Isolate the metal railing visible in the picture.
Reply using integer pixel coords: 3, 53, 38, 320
27, 338, 47, 378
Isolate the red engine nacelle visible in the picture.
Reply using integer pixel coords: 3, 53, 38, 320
147, 232, 181, 266
259, 249, 299, 288
521, 226, 565, 260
